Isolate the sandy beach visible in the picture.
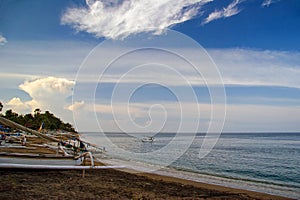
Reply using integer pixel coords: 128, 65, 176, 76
0, 167, 292, 200
0, 124, 296, 199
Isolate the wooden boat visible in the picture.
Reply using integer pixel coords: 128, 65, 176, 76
0, 116, 123, 173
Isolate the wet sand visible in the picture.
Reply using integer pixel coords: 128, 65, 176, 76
0, 168, 291, 200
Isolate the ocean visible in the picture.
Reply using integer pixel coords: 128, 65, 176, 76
80, 132, 300, 199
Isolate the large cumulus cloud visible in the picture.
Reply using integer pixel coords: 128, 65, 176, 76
5, 77, 75, 122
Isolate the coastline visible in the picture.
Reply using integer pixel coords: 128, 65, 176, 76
0, 167, 292, 200
0, 150, 295, 199
0, 129, 297, 199
97, 157, 299, 199
139, 171, 292, 200
82, 132, 300, 199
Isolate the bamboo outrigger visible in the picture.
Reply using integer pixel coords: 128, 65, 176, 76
0, 116, 122, 175
0, 116, 60, 143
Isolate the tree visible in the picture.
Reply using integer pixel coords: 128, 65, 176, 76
23, 113, 34, 128
5, 109, 19, 121
0, 101, 3, 112
34, 108, 41, 116
3, 108, 77, 132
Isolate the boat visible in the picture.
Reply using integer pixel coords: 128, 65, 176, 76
0, 116, 120, 174
141, 136, 154, 143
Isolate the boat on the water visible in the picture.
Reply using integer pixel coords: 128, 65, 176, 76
141, 136, 154, 143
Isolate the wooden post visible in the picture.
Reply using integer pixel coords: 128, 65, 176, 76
82, 169, 85, 178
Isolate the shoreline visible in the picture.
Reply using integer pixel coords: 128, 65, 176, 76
0, 167, 293, 199
0, 152, 296, 199
0, 155, 297, 199
0, 130, 297, 199
138, 171, 292, 200
97, 157, 299, 199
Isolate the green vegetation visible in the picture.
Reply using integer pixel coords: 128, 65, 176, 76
0, 102, 76, 132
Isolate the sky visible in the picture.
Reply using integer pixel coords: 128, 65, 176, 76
0, 0, 300, 133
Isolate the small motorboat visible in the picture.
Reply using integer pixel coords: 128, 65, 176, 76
141, 136, 154, 143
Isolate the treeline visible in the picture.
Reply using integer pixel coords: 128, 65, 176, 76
1, 108, 76, 133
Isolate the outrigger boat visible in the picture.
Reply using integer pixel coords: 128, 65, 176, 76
0, 116, 123, 175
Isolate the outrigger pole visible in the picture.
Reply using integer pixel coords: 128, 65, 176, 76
0, 116, 59, 142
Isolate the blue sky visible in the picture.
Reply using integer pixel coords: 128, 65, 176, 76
0, 0, 300, 132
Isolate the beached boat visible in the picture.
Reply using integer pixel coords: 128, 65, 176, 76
0, 116, 124, 175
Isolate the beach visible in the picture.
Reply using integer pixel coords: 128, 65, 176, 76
0, 130, 298, 199
0, 167, 291, 200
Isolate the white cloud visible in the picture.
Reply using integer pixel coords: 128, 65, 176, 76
61, 0, 284, 39
69, 45, 300, 133
61, 0, 211, 40
7, 97, 24, 106
262, 0, 280, 7
203, 0, 241, 24
0, 34, 7, 45
67, 101, 85, 111
209, 48, 300, 88
6, 77, 75, 123
73, 101, 213, 132
19, 76, 75, 100
0, 41, 93, 78
6, 97, 31, 114
1, 39, 299, 132
72, 43, 300, 89
71, 100, 300, 132
224, 104, 300, 132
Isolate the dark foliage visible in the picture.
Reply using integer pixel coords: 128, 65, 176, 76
2, 108, 76, 133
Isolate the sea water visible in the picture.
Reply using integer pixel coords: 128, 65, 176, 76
80, 132, 300, 199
